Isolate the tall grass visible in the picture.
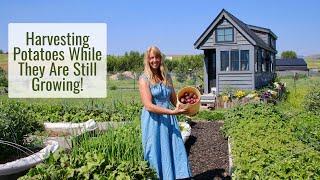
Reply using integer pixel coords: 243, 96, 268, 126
277, 76, 320, 112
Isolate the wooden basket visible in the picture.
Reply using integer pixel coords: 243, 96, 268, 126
177, 86, 201, 116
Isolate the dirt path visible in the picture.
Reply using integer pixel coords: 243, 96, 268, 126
185, 121, 231, 180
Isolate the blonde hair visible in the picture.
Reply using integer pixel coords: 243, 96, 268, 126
143, 46, 172, 86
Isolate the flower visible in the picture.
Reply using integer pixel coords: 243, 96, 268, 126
235, 90, 246, 99
222, 95, 229, 102
268, 90, 277, 98
246, 92, 258, 99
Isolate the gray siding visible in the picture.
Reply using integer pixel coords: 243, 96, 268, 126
217, 73, 253, 92
216, 45, 255, 94
199, 19, 251, 49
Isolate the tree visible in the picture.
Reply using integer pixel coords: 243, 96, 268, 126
281, 51, 297, 59
0, 49, 3, 54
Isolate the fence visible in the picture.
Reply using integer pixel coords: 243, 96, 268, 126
107, 71, 204, 92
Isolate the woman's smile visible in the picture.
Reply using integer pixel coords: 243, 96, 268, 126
149, 52, 161, 69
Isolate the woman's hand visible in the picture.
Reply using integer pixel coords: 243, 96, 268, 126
171, 103, 187, 115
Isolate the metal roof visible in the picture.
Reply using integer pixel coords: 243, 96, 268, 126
276, 58, 307, 66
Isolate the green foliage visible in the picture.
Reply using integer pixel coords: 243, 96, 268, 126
3, 100, 141, 123
195, 110, 225, 121
21, 120, 157, 179
109, 85, 118, 90
291, 112, 320, 151
223, 103, 320, 178
0, 100, 43, 161
281, 50, 297, 59
164, 59, 178, 72
0, 67, 8, 87
107, 51, 144, 73
303, 82, 320, 115
0, 49, 3, 54
174, 55, 203, 83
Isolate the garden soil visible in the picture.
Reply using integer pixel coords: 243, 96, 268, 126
185, 121, 231, 180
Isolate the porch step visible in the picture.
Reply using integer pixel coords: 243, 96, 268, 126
200, 94, 216, 105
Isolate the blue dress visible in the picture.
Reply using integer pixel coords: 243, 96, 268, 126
140, 74, 192, 180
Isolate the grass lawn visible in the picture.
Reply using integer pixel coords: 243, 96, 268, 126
0, 54, 8, 72
278, 76, 320, 112
0, 88, 140, 106
0, 54, 7, 63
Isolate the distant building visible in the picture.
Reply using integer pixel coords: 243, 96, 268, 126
194, 9, 277, 94
165, 54, 190, 60
275, 58, 309, 76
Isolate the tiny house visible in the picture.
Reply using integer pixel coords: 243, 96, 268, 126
194, 9, 277, 94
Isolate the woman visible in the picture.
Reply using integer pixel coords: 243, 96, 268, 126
139, 46, 192, 180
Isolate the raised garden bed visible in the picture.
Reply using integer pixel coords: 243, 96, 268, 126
0, 140, 58, 178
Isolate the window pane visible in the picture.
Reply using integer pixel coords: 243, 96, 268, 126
225, 28, 233, 35
216, 28, 233, 42
257, 49, 262, 72
231, 50, 239, 71
225, 35, 233, 41
221, 51, 229, 71
217, 35, 224, 42
240, 50, 249, 71
216, 29, 224, 36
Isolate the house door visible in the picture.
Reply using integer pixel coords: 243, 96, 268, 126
204, 49, 216, 93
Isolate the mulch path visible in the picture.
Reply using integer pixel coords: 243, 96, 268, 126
185, 121, 231, 180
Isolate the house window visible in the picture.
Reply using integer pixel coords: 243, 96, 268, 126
257, 49, 262, 72
240, 50, 249, 71
221, 50, 250, 71
221, 51, 229, 71
231, 50, 239, 71
216, 28, 234, 42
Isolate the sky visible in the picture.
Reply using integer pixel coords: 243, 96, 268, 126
1, 0, 319, 56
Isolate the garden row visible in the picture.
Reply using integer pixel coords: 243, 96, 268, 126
0, 100, 141, 163
222, 78, 320, 178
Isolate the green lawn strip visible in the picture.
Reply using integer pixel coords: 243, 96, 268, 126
0, 89, 140, 105
277, 76, 320, 112
0, 54, 7, 63
192, 109, 225, 121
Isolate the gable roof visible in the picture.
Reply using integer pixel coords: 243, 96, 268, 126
194, 9, 276, 52
247, 24, 277, 39
276, 58, 307, 66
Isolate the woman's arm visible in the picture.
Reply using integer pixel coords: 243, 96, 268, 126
170, 86, 178, 107
139, 78, 185, 115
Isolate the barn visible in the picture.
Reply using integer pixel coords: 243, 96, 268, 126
275, 58, 309, 76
